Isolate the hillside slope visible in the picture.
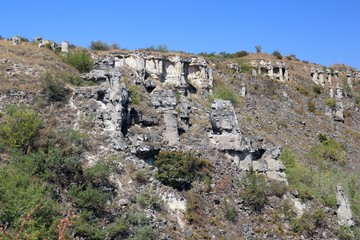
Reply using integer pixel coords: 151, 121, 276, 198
0, 39, 360, 239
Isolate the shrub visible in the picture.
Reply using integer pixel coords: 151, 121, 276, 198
43, 72, 68, 102
107, 218, 129, 238
313, 85, 322, 95
234, 50, 248, 58
62, 49, 93, 73
84, 161, 111, 185
134, 169, 147, 183
155, 151, 211, 190
144, 44, 169, 53
223, 200, 237, 221
355, 96, 360, 107
129, 85, 141, 105
272, 50, 282, 59
324, 98, 336, 110
241, 167, 267, 212
307, 100, 315, 113
212, 84, 242, 107
0, 166, 60, 239
89, 40, 111, 51
255, 45, 262, 53
132, 226, 158, 240
308, 137, 347, 166
69, 184, 109, 212
0, 105, 42, 152
42, 147, 82, 186
290, 208, 325, 235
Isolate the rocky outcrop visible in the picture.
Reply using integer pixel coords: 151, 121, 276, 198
251, 59, 289, 82
113, 52, 213, 92
336, 184, 354, 227
208, 99, 287, 182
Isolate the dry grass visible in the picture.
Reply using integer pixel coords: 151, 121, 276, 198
0, 40, 78, 92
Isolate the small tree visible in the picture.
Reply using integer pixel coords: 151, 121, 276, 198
255, 45, 262, 53
272, 50, 282, 59
62, 49, 93, 73
89, 40, 111, 51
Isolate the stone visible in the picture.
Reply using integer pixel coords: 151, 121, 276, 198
210, 99, 239, 134
12, 36, 21, 45
118, 198, 130, 206
336, 184, 354, 226
61, 41, 69, 53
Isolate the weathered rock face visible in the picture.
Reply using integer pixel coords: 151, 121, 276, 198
113, 52, 213, 91
76, 69, 130, 150
251, 59, 289, 82
336, 184, 354, 227
208, 99, 287, 182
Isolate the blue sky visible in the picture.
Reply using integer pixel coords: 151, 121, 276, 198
1, 0, 359, 69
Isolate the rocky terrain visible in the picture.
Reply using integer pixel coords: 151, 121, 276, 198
0, 37, 360, 239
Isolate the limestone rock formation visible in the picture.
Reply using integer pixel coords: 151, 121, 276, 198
336, 184, 354, 227
251, 59, 289, 82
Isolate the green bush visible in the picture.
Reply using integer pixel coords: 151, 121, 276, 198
84, 161, 111, 185
290, 208, 325, 235
313, 85, 322, 95
234, 50, 248, 58
0, 166, 60, 239
69, 184, 109, 212
212, 84, 242, 107
155, 151, 211, 190
131, 226, 158, 240
0, 104, 42, 152
134, 169, 147, 183
325, 98, 336, 110
223, 200, 237, 221
272, 50, 282, 59
129, 85, 141, 105
43, 72, 68, 102
308, 137, 347, 166
240, 167, 267, 212
255, 45, 262, 53
355, 96, 360, 108
89, 40, 111, 51
62, 49, 93, 73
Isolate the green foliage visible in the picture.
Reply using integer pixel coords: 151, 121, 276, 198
240, 167, 267, 212
136, 192, 162, 210
69, 184, 109, 212
212, 84, 242, 107
313, 85, 322, 95
134, 169, 147, 184
143, 44, 169, 53
234, 50, 248, 58
84, 161, 111, 185
308, 136, 347, 166
155, 151, 211, 190
290, 208, 325, 235
223, 200, 237, 221
131, 226, 158, 240
0, 166, 60, 239
354, 96, 360, 107
0, 104, 42, 152
73, 211, 107, 240
129, 84, 141, 105
43, 72, 68, 102
255, 45, 262, 53
272, 50, 282, 59
324, 98, 336, 109
62, 49, 93, 73
128, 212, 149, 226
89, 40, 111, 51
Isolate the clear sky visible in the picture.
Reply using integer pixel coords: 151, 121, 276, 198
1, 0, 359, 69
